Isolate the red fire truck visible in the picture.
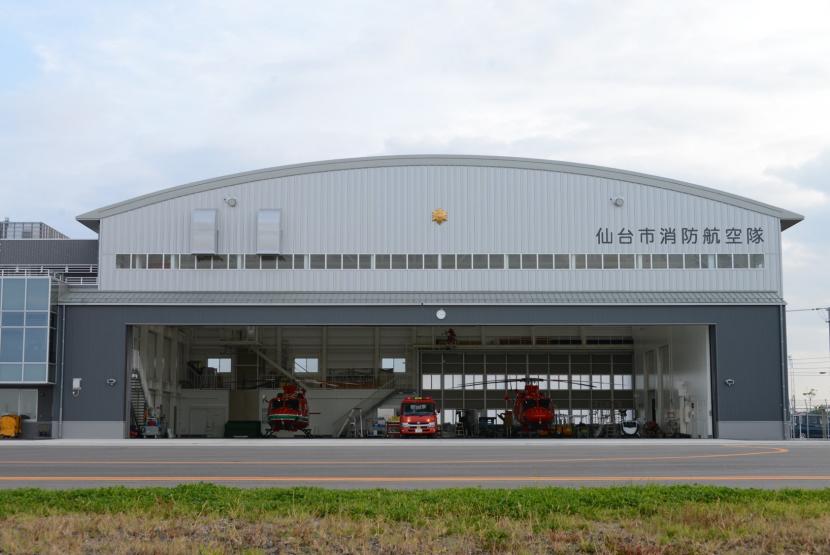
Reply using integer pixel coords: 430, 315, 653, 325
399, 396, 440, 437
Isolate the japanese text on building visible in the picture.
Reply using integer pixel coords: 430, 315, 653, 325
594, 227, 764, 245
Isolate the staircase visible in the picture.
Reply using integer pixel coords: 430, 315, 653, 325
129, 373, 147, 432
334, 383, 409, 438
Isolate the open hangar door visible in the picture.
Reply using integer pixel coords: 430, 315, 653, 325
418, 326, 712, 438
125, 324, 712, 439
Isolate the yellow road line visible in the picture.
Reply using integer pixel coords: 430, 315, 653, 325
0, 447, 789, 466
0, 474, 827, 483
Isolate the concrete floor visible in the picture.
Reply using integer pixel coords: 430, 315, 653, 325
1, 439, 829, 489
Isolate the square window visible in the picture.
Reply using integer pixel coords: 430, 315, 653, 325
733, 254, 749, 268
619, 254, 635, 269
164, 254, 177, 269
392, 254, 407, 269
507, 254, 521, 269
457, 254, 472, 269
25, 279, 49, 311
423, 254, 438, 269
25, 312, 49, 326
587, 254, 602, 269
603, 254, 618, 269
260, 255, 277, 269
473, 254, 488, 269
294, 357, 318, 373
245, 255, 260, 269
227, 254, 239, 269
278, 255, 293, 269
212, 255, 228, 269
148, 254, 163, 269
554, 254, 570, 269
23, 364, 47, 382
750, 254, 764, 268
639, 254, 651, 269
408, 254, 424, 269
207, 357, 232, 373
376, 255, 391, 269
381, 357, 406, 373
522, 254, 538, 269
668, 254, 684, 269
343, 255, 358, 269
489, 254, 504, 269
441, 254, 455, 269
293, 254, 306, 269
574, 254, 586, 269
310, 255, 326, 269
132, 254, 147, 269
701, 254, 715, 269
179, 255, 196, 269
717, 254, 733, 269
0, 363, 22, 381
538, 254, 553, 269
359, 254, 373, 269
1, 312, 24, 326
116, 254, 131, 269
684, 254, 700, 269
326, 254, 342, 269
652, 254, 667, 269
196, 255, 212, 269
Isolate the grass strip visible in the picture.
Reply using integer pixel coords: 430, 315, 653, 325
1, 485, 830, 554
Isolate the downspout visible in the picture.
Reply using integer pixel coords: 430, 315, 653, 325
57, 304, 66, 439
780, 305, 790, 439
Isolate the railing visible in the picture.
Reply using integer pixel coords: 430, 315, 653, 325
0, 265, 99, 286
62, 276, 99, 286
0, 264, 98, 274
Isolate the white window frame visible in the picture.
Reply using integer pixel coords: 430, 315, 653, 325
294, 357, 319, 373
207, 357, 232, 374
381, 357, 406, 373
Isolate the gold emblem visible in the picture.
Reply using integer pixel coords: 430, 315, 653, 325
431, 208, 448, 225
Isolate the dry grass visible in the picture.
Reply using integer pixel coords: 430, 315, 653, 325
2, 510, 830, 554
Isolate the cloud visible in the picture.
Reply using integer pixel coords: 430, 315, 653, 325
1, 1, 830, 392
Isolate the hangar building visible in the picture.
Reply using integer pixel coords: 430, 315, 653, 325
0, 155, 803, 440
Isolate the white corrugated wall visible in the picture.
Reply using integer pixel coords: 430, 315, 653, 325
97, 165, 781, 294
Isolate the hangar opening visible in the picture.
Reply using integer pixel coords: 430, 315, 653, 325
127, 324, 713, 439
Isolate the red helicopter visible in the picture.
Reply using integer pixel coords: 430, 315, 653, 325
266, 383, 312, 437
458, 377, 595, 436
512, 382, 555, 434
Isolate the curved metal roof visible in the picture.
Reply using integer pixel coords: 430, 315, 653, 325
77, 155, 804, 231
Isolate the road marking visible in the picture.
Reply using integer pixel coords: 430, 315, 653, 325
0, 474, 828, 483
0, 447, 788, 466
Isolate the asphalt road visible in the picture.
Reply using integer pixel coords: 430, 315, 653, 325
1, 439, 829, 489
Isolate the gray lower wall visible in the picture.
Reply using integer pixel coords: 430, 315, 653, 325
58, 304, 787, 439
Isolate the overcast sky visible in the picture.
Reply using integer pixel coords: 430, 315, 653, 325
1, 1, 828, 402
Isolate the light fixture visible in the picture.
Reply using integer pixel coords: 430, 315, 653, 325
224, 197, 238, 207
436, 308, 447, 320
613, 197, 625, 207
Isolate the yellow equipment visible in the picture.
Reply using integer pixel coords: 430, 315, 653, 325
0, 414, 22, 439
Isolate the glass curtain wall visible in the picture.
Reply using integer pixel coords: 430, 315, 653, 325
0, 278, 53, 383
